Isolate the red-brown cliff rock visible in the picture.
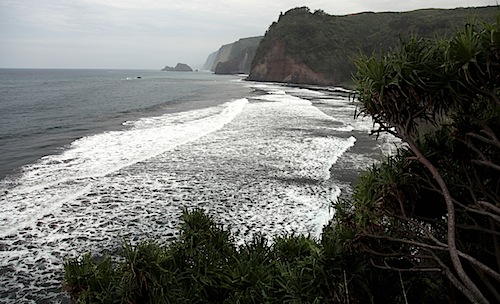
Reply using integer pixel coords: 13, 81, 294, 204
247, 40, 333, 85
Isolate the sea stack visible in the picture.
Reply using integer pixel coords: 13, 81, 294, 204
161, 63, 193, 72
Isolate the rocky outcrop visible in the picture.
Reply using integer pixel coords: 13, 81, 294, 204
247, 40, 331, 85
202, 37, 262, 74
161, 63, 193, 72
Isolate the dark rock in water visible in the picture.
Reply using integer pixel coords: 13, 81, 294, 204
161, 63, 193, 72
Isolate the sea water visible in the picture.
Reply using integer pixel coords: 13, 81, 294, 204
0, 69, 386, 302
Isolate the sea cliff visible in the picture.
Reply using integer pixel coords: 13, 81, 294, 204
202, 37, 262, 74
247, 6, 498, 86
247, 40, 330, 85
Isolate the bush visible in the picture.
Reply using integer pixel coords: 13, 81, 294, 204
353, 17, 500, 303
65, 208, 391, 303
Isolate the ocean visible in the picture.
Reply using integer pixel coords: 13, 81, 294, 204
0, 69, 388, 302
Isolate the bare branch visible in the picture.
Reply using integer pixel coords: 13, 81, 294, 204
471, 265, 500, 304
370, 259, 442, 273
472, 159, 500, 172
453, 199, 500, 223
467, 131, 500, 149
423, 179, 500, 223
477, 85, 500, 108
478, 201, 500, 215
457, 251, 500, 284
431, 252, 482, 304
362, 246, 405, 258
403, 133, 489, 303
361, 232, 447, 252
456, 224, 500, 237
389, 213, 449, 247
400, 271, 409, 304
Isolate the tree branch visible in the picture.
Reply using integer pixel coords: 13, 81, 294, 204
453, 199, 500, 224
478, 201, 500, 215
456, 223, 500, 237
457, 251, 500, 284
361, 232, 447, 252
403, 132, 489, 303
472, 159, 500, 172
466, 131, 500, 150
369, 259, 442, 273
431, 252, 481, 304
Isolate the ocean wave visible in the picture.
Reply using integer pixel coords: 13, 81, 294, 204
0, 98, 248, 238
0, 81, 381, 302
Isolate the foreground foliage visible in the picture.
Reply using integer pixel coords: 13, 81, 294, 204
64, 209, 444, 303
63, 210, 342, 303
352, 17, 500, 303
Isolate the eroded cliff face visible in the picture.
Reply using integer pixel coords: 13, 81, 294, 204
214, 50, 252, 74
201, 51, 218, 71
211, 43, 234, 71
202, 37, 263, 74
247, 40, 332, 85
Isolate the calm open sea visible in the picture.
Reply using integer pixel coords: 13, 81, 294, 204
0, 69, 387, 302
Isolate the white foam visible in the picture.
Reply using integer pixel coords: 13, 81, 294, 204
0, 82, 382, 302
0, 98, 247, 238
328, 87, 353, 94
284, 87, 327, 97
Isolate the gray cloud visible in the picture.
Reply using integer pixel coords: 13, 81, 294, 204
0, 0, 497, 69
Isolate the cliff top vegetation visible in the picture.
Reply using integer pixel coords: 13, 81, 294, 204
251, 5, 499, 85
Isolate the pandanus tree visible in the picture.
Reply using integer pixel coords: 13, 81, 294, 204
352, 18, 500, 303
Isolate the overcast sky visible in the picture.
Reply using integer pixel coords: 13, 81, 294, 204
0, 0, 497, 69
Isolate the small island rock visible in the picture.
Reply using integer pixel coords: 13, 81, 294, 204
161, 63, 193, 72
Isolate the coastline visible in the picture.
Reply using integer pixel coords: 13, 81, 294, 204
0, 75, 383, 302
